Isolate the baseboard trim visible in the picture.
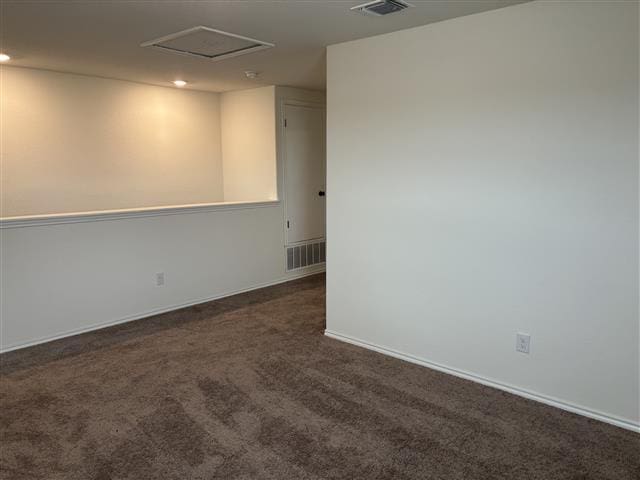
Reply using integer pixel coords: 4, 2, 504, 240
0, 269, 324, 354
324, 330, 639, 433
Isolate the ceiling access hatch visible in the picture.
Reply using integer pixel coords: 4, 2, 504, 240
141, 26, 274, 62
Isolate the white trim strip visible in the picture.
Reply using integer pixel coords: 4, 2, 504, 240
324, 330, 640, 433
0, 200, 280, 229
0, 268, 324, 354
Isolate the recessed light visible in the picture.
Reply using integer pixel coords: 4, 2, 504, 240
0, 53, 11, 62
173, 80, 187, 87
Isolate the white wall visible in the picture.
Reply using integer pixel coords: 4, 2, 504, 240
1, 67, 225, 217
0, 205, 284, 350
326, 0, 639, 429
221, 86, 278, 202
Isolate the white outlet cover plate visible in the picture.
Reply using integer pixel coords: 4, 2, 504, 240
516, 333, 531, 354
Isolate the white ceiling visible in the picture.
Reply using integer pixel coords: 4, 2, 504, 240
1, 0, 529, 93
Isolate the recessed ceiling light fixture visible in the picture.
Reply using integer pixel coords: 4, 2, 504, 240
142, 26, 274, 63
0, 53, 11, 62
244, 71, 260, 79
173, 80, 187, 87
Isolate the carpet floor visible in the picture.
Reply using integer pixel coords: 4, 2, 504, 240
1, 273, 638, 480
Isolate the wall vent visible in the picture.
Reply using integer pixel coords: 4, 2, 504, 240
351, 0, 412, 16
141, 26, 274, 62
287, 241, 326, 271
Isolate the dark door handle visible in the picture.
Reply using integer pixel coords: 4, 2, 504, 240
318, 191, 326, 197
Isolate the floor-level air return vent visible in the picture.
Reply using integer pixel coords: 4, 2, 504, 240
141, 26, 274, 62
351, 0, 412, 16
287, 241, 326, 271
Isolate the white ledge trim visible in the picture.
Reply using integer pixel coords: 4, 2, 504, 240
0, 200, 280, 229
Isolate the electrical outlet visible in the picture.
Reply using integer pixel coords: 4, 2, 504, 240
156, 272, 165, 286
516, 333, 530, 354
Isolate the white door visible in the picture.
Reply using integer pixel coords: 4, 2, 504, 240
284, 104, 326, 244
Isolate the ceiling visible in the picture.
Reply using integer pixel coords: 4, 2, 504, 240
1, 0, 529, 93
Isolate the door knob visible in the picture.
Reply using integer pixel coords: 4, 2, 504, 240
318, 191, 326, 197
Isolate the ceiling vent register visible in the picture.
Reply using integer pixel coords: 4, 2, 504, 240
141, 26, 274, 62
351, 0, 412, 16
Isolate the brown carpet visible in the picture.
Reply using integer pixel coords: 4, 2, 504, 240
1, 273, 638, 480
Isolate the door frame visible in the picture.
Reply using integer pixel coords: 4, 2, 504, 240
279, 99, 326, 247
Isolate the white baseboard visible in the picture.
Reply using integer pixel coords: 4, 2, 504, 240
324, 330, 639, 433
0, 269, 324, 354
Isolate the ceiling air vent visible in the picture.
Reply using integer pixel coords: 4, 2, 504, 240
351, 0, 412, 16
141, 26, 274, 62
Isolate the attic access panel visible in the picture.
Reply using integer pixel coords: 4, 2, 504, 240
141, 26, 274, 62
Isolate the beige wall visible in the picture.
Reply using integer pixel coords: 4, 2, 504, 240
0, 86, 326, 353
1, 67, 225, 217
221, 86, 277, 202
327, 0, 639, 428
0, 87, 324, 352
